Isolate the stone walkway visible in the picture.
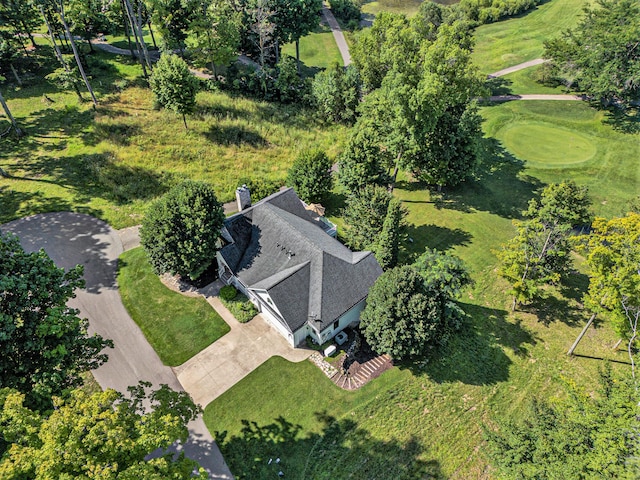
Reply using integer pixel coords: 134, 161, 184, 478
487, 58, 546, 78
489, 94, 584, 102
322, 3, 351, 66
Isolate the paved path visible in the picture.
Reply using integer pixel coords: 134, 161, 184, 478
322, 3, 351, 66
489, 94, 584, 102
175, 286, 312, 407
0, 213, 233, 479
487, 58, 546, 78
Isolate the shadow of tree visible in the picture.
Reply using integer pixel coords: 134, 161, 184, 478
89, 122, 143, 146
204, 124, 267, 147
414, 302, 536, 385
1, 212, 120, 293
602, 106, 640, 134
402, 224, 473, 262
215, 413, 441, 479
486, 77, 513, 96
436, 138, 544, 219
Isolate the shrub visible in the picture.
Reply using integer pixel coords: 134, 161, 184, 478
330, 0, 361, 27
286, 149, 333, 204
220, 293, 258, 323
220, 285, 238, 301
140, 180, 225, 281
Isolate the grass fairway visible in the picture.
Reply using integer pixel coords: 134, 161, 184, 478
0, 48, 348, 229
117, 247, 230, 366
282, 25, 343, 70
482, 101, 639, 217
473, 0, 590, 74
205, 99, 638, 478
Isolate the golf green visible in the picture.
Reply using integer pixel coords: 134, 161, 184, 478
500, 123, 597, 167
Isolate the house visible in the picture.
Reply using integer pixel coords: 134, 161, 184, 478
217, 187, 382, 347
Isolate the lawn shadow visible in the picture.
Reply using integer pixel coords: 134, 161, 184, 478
437, 137, 544, 219
203, 124, 268, 147
602, 106, 640, 134
413, 302, 537, 385
214, 413, 442, 479
5, 152, 170, 205
401, 224, 473, 263
486, 77, 513, 96
89, 122, 143, 146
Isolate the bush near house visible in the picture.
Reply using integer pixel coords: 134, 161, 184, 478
220, 293, 258, 323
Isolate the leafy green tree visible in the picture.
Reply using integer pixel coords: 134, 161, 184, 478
0, 0, 40, 49
187, 0, 241, 76
373, 198, 406, 270
497, 181, 592, 310
361, 265, 459, 360
140, 180, 225, 281
286, 149, 333, 204
0, 233, 113, 409
413, 247, 471, 299
329, 0, 360, 29
312, 63, 361, 125
574, 213, 640, 377
0, 383, 207, 478
350, 12, 417, 91
342, 185, 391, 251
337, 120, 392, 192
485, 367, 639, 479
544, 0, 640, 107
274, 54, 307, 102
146, 0, 198, 51
46, 66, 84, 101
271, 0, 322, 72
66, 0, 112, 52
149, 53, 199, 129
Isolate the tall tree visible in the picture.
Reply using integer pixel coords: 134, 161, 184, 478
271, 0, 322, 73
286, 149, 333, 204
544, 0, 640, 107
373, 198, 406, 270
573, 213, 640, 376
0, 84, 21, 137
497, 181, 592, 310
0, 0, 40, 49
0, 383, 207, 478
361, 264, 464, 360
485, 367, 639, 479
149, 53, 198, 129
66, 0, 112, 52
187, 0, 240, 76
311, 63, 361, 125
140, 180, 225, 281
250, 0, 275, 70
0, 233, 113, 409
57, 0, 98, 107
342, 185, 392, 251
146, 0, 197, 52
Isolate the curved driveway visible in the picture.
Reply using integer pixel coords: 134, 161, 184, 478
1, 212, 233, 480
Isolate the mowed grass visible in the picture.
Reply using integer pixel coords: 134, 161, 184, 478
206, 101, 638, 479
117, 247, 230, 366
488, 64, 570, 95
361, 0, 425, 17
0, 49, 349, 228
472, 0, 591, 74
282, 25, 343, 70
482, 101, 640, 217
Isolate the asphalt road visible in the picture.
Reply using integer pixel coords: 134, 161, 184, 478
1, 212, 233, 479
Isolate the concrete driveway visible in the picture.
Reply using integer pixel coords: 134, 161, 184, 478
175, 293, 312, 407
1, 213, 232, 479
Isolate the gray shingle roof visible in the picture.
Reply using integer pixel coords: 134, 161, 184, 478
219, 188, 382, 332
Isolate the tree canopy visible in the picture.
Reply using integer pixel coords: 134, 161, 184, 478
0, 233, 113, 409
286, 149, 333, 204
140, 180, 225, 281
149, 53, 199, 129
544, 0, 640, 107
485, 367, 639, 479
497, 181, 592, 309
0, 383, 206, 478
342, 185, 392, 251
361, 253, 469, 360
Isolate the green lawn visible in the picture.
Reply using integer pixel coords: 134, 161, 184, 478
361, 0, 425, 17
0, 48, 349, 228
481, 101, 639, 217
205, 99, 638, 478
473, 0, 590, 74
117, 247, 230, 366
487, 64, 570, 95
282, 25, 343, 71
